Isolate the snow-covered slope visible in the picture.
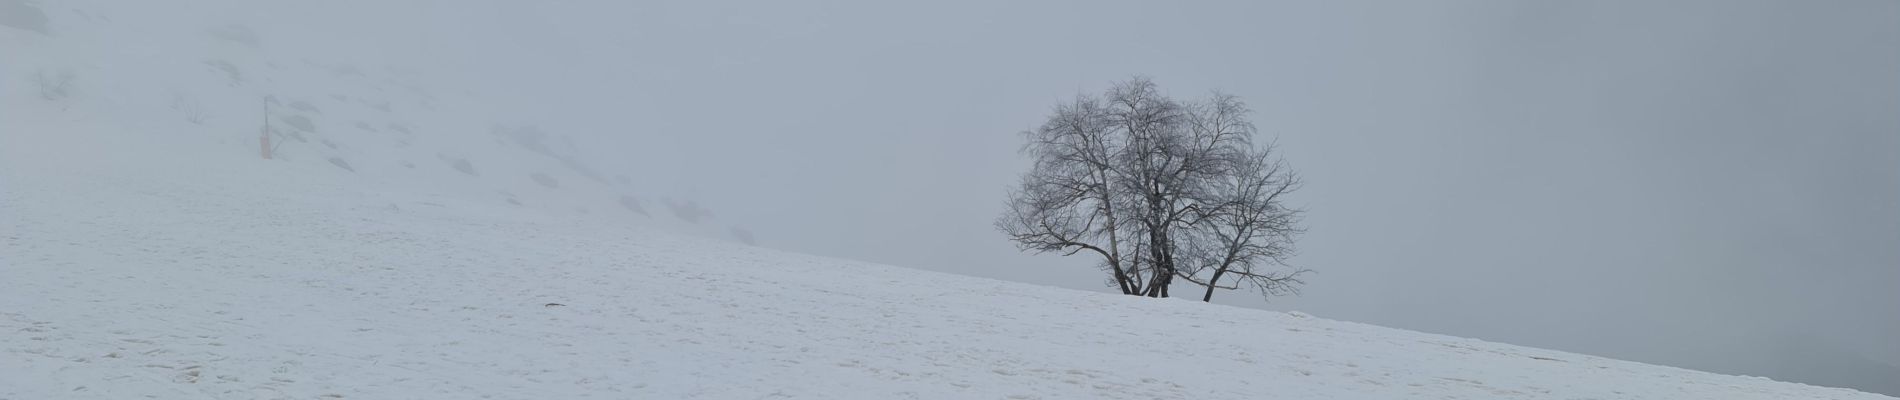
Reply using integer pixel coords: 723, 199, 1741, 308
3, 88, 1892, 400
0, 0, 752, 247
3, 2, 1895, 399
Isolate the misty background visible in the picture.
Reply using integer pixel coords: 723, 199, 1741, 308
47, 0, 1898, 395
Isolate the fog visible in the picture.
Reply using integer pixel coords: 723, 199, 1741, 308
52, 0, 1900, 394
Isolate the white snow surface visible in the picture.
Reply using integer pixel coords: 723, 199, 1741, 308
4, 110, 1894, 400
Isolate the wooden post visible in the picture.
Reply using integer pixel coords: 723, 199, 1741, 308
260, 98, 271, 159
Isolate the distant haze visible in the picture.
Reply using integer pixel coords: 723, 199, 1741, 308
126, 0, 1900, 395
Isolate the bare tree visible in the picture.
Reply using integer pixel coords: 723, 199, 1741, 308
1176, 146, 1307, 302
998, 89, 1147, 295
1169, 92, 1308, 302
999, 78, 1307, 301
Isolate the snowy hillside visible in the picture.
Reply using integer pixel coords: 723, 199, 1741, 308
3, 1, 1895, 399
0, 0, 753, 247
5, 114, 1893, 400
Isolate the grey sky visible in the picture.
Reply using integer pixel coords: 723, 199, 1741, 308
234, 0, 1900, 394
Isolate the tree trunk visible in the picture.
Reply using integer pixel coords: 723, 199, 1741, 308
1109, 259, 1134, 295
1201, 269, 1228, 302
1142, 269, 1173, 298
